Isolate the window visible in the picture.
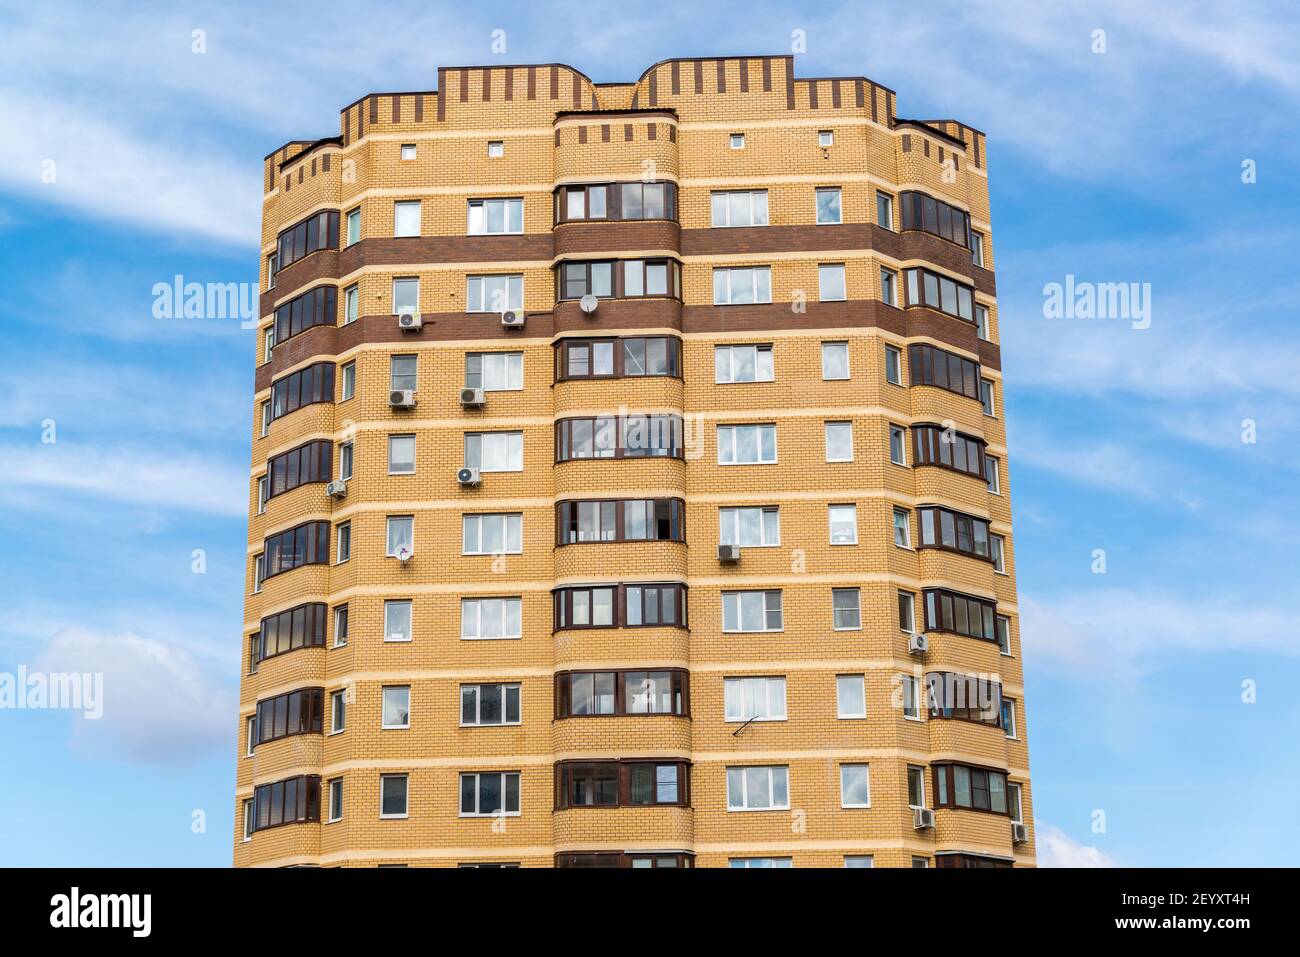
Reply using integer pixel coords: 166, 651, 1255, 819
975, 304, 990, 340
329, 689, 346, 733
900, 190, 972, 249
343, 284, 358, 325
255, 603, 328, 664
487, 140, 504, 158
719, 506, 780, 548
731, 858, 792, 868
335, 521, 351, 562
461, 683, 522, 726
340, 362, 355, 401
463, 513, 522, 555
387, 435, 415, 475
384, 600, 412, 642
904, 266, 975, 322
564, 184, 606, 220
556, 337, 681, 380
559, 261, 613, 299
263, 327, 274, 364
818, 263, 846, 302
980, 378, 996, 416
898, 590, 916, 633
845, 856, 874, 868
836, 675, 866, 719
880, 268, 898, 307
883, 345, 902, 385
824, 421, 853, 461
933, 763, 1009, 814
267, 440, 331, 499
332, 604, 348, 647
710, 189, 768, 227
467, 197, 523, 234
245, 715, 257, 757
908, 343, 980, 400
908, 766, 926, 808
717, 423, 776, 464
1002, 698, 1017, 738
556, 415, 682, 461
985, 455, 1001, 493
926, 672, 1002, 726
257, 475, 268, 514
991, 534, 1006, 573
327, 778, 343, 823
729, 132, 746, 149
713, 266, 772, 305
467, 275, 523, 314
266, 256, 277, 290
996, 615, 1012, 656
253, 775, 321, 831
276, 210, 339, 271
385, 517, 413, 559
876, 191, 894, 229
821, 341, 849, 380
400, 143, 416, 160
1008, 783, 1023, 824
338, 441, 353, 481
556, 761, 689, 809
972, 231, 985, 267
262, 521, 329, 578
828, 504, 857, 545
380, 774, 408, 818
832, 589, 861, 630
901, 674, 921, 720
253, 554, 264, 593
818, 129, 834, 148
260, 401, 270, 437
465, 351, 523, 391
724, 676, 787, 722
242, 798, 254, 841
389, 354, 417, 393
924, 588, 997, 642
558, 498, 684, 545
381, 686, 410, 729
840, 765, 871, 808
889, 425, 907, 465
465, 431, 523, 472
345, 208, 361, 247
555, 670, 688, 718
553, 584, 686, 629
893, 508, 911, 547
815, 187, 842, 225
392, 277, 419, 316
917, 505, 991, 560
461, 597, 522, 640
255, 688, 324, 745
394, 200, 421, 237
726, 766, 789, 810
460, 772, 520, 816
722, 590, 782, 632
714, 344, 774, 383
621, 259, 673, 297
555, 182, 678, 223
912, 857, 930, 868
618, 182, 672, 220
269, 362, 334, 421
912, 424, 986, 479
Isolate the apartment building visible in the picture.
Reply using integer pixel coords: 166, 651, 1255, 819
236, 55, 1033, 868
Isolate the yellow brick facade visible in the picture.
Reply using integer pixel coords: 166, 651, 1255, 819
237, 56, 1032, 869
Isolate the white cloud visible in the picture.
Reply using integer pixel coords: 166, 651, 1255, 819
1035, 822, 1114, 867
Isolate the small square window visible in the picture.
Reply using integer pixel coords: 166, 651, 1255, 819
487, 141, 504, 158
818, 130, 834, 148
400, 144, 417, 161
730, 133, 746, 150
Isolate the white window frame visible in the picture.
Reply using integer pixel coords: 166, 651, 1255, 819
466, 352, 524, 392
908, 765, 927, 809
722, 590, 783, 633
840, 764, 871, 808
718, 506, 780, 549
464, 431, 524, 472
263, 327, 274, 364
242, 798, 254, 841
467, 198, 524, 235
330, 689, 346, 734
836, 674, 866, 719
729, 132, 746, 150
384, 599, 413, 643
818, 263, 847, 302
901, 674, 922, 721
726, 766, 790, 811
893, 507, 912, 548
824, 421, 854, 462
975, 303, 990, 341
460, 683, 523, 727
256, 475, 268, 515
996, 615, 1013, 656
381, 685, 411, 730
986, 455, 1002, 494
717, 423, 777, 465
260, 401, 271, 437
340, 361, 356, 401
332, 605, 349, 648
327, 777, 343, 823
386, 515, 414, 558
980, 377, 996, 416
832, 588, 862, 631
731, 858, 793, 868
345, 207, 361, 247
335, 521, 351, 563
461, 597, 523, 640
487, 140, 504, 158
392, 277, 419, 316
466, 274, 524, 314
898, 591, 916, 634
818, 129, 834, 148
338, 440, 354, 481
815, 187, 842, 225
394, 200, 422, 238
885, 344, 902, 385
387, 434, 416, 475
379, 773, 409, 819
991, 534, 1006, 574
462, 513, 523, 555
723, 676, 787, 722
821, 341, 850, 380
714, 343, 774, 384
343, 284, 359, 325
245, 715, 256, 757
710, 189, 769, 227
828, 503, 858, 546
876, 191, 894, 230
1003, 698, 1018, 739
889, 424, 908, 466
713, 266, 772, 305
1008, 782, 1024, 824
972, 232, 985, 268
459, 771, 521, 817
844, 856, 874, 868
881, 268, 898, 307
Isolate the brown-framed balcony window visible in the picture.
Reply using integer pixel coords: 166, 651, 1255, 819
556, 498, 684, 545
555, 414, 683, 461
917, 505, 992, 561
925, 671, 1003, 727
932, 763, 1010, 815
555, 760, 690, 809
275, 210, 339, 272
903, 266, 975, 322
253, 774, 321, 831
556, 258, 682, 300
911, 423, 986, 479
554, 181, 678, 224
256, 602, 328, 664
555, 852, 694, 868
267, 440, 332, 499
553, 582, 686, 630
254, 687, 324, 746
270, 362, 334, 421
273, 285, 337, 346
923, 587, 997, 642
935, 853, 1013, 868
899, 190, 973, 250
554, 336, 682, 380
555, 669, 689, 718
263, 521, 329, 578
907, 343, 980, 400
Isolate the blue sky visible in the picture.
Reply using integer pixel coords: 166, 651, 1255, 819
1, 0, 1297, 866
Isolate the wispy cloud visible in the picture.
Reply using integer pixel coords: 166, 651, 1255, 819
1035, 822, 1114, 867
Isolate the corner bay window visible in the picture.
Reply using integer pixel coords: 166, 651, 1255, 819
908, 343, 980, 400
555, 414, 683, 461
553, 583, 686, 630
556, 498, 684, 545
262, 521, 329, 578
924, 587, 998, 642
270, 362, 335, 421
912, 423, 987, 479
256, 602, 327, 664
899, 190, 973, 249
253, 774, 321, 831
555, 181, 678, 222
255, 688, 323, 745
273, 285, 337, 345
556, 760, 690, 809
267, 440, 331, 498
933, 763, 1010, 815
555, 336, 681, 380
555, 669, 689, 718
558, 258, 682, 300
903, 266, 975, 322
275, 210, 338, 272
557, 852, 694, 869
917, 505, 992, 560
925, 672, 1003, 726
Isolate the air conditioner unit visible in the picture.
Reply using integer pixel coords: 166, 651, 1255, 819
908, 632, 929, 656
397, 312, 422, 332
717, 544, 741, 564
389, 389, 416, 408
460, 387, 485, 407
457, 467, 482, 487
325, 480, 347, 499
913, 807, 936, 830
501, 310, 525, 328
1012, 822, 1028, 844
